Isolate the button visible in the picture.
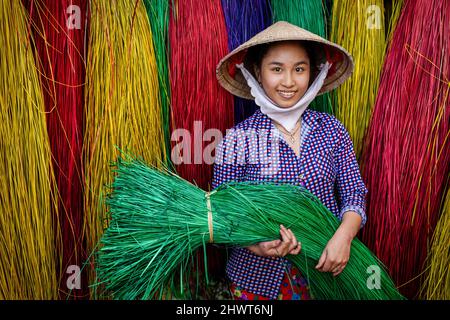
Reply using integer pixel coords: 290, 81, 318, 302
299, 174, 304, 180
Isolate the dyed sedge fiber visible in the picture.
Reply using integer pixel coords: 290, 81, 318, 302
330, 0, 386, 159
361, 0, 450, 298
0, 0, 59, 299
143, 0, 172, 169
420, 188, 450, 300
271, 0, 333, 115
24, 0, 88, 298
220, 0, 272, 124
169, 0, 234, 190
83, 0, 166, 295
385, 0, 404, 46
95, 159, 404, 300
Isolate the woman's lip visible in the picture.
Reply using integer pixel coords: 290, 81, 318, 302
277, 90, 297, 98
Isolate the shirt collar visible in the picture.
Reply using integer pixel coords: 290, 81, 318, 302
254, 108, 321, 132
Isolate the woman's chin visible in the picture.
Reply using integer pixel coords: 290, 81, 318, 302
275, 99, 301, 109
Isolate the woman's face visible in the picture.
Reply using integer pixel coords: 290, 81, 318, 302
255, 41, 311, 108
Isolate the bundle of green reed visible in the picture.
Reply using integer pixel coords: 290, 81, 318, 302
95, 158, 404, 300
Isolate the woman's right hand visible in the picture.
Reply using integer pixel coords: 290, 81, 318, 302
246, 225, 301, 258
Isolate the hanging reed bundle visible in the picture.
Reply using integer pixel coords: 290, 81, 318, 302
143, 0, 172, 169
220, 0, 272, 124
361, 0, 450, 299
168, 0, 235, 296
95, 158, 404, 300
420, 188, 450, 300
271, 0, 333, 114
83, 0, 166, 294
169, 0, 234, 190
23, 0, 88, 298
330, 0, 386, 159
0, 0, 59, 299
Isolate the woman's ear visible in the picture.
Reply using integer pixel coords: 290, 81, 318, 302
253, 65, 261, 84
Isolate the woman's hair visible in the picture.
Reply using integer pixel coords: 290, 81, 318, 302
244, 40, 320, 86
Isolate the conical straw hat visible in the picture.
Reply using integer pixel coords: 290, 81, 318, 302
216, 21, 354, 99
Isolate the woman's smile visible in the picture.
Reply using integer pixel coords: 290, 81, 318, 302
277, 90, 297, 99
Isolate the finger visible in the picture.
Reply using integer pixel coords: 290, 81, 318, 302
286, 228, 297, 241
279, 225, 291, 242
315, 250, 327, 270
277, 230, 291, 256
289, 242, 302, 255
281, 227, 298, 254
330, 262, 343, 273
287, 238, 298, 253
333, 264, 346, 276
322, 259, 335, 272
285, 226, 297, 244
287, 244, 297, 255
287, 229, 298, 249
332, 266, 342, 277
319, 253, 337, 272
276, 240, 290, 256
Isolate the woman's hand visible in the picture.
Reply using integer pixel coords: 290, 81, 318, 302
246, 225, 301, 258
315, 228, 352, 276
315, 211, 361, 276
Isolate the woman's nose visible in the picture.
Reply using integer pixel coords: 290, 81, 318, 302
282, 72, 295, 87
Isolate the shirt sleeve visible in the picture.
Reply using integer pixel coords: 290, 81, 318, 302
212, 128, 247, 190
334, 122, 368, 228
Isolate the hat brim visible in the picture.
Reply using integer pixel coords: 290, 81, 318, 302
216, 21, 354, 100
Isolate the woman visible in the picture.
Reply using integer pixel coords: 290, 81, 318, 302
213, 21, 367, 300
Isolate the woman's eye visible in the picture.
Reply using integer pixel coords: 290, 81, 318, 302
296, 67, 304, 72
272, 67, 282, 72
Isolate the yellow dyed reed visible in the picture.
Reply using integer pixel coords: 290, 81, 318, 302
330, 0, 386, 159
0, 1, 59, 299
83, 0, 166, 294
420, 188, 450, 300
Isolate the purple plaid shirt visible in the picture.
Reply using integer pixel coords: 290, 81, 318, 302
212, 109, 368, 299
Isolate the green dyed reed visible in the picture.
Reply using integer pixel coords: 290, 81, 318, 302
95, 158, 404, 300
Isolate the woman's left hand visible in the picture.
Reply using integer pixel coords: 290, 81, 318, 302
315, 229, 352, 276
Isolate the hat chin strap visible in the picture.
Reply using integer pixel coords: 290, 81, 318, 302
236, 62, 331, 132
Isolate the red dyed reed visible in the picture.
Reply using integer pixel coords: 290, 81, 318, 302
169, 0, 234, 191
361, 0, 450, 299
24, 0, 88, 299
169, 0, 234, 290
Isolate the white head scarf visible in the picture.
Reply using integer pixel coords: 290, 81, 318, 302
236, 62, 331, 132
